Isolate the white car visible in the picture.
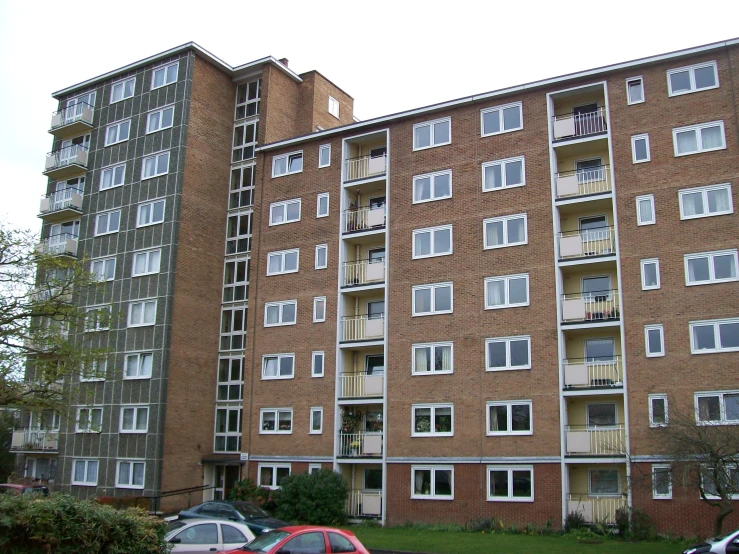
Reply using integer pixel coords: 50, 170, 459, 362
164, 518, 255, 554
683, 529, 739, 554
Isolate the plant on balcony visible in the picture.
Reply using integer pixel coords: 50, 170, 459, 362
341, 409, 362, 434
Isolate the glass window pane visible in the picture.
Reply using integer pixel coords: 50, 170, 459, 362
279, 357, 294, 376
433, 121, 450, 144
651, 398, 666, 424
588, 404, 616, 426
707, 188, 730, 213
487, 341, 506, 368
414, 232, 431, 256
486, 221, 504, 247
693, 324, 716, 350
414, 469, 431, 494
414, 288, 431, 313
511, 470, 532, 497
719, 322, 739, 349
688, 257, 711, 282
670, 70, 691, 93
282, 303, 295, 323
415, 177, 431, 201
634, 138, 648, 160
505, 160, 523, 186
694, 65, 716, 89
415, 125, 431, 148
508, 277, 527, 304
483, 109, 500, 135
490, 405, 508, 431
647, 328, 662, 353
698, 396, 721, 421
725, 394, 739, 421
434, 470, 452, 496
676, 130, 698, 154
507, 218, 525, 243
701, 126, 723, 149
434, 173, 450, 197
434, 286, 451, 312
484, 164, 502, 189
434, 229, 451, 254
490, 470, 508, 497
487, 280, 505, 306
286, 202, 300, 221
414, 408, 431, 433
628, 81, 643, 102
511, 405, 530, 431
284, 251, 298, 271
509, 339, 529, 367
643, 263, 658, 287
502, 106, 521, 130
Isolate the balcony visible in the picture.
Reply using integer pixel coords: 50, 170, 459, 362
558, 227, 615, 260
552, 107, 607, 141
561, 291, 619, 324
563, 358, 623, 390
343, 206, 386, 234
342, 259, 385, 287
341, 315, 384, 343
344, 154, 387, 183
555, 166, 611, 200
49, 103, 94, 138
565, 425, 625, 456
337, 432, 383, 458
339, 373, 384, 398
30, 287, 73, 304
10, 429, 59, 453
38, 188, 83, 222
35, 234, 78, 257
346, 490, 382, 518
567, 494, 627, 524
44, 145, 89, 180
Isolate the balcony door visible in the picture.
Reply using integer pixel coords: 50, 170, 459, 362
573, 103, 599, 135
584, 338, 615, 362
368, 248, 385, 263
365, 354, 384, 375
582, 275, 610, 301
29, 411, 60, 431
575, 158, 603, 184
587, 403, 617, 428
367, 300, 384, 320
65, 91, 96, 123
50, 220, 80, 240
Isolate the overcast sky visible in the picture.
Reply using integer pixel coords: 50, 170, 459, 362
0, 0, 736, 233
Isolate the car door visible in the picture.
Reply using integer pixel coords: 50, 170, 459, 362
278, 531, 327, 554
328, 532, 358, 553
220, 523, 251, 551
169, 522, 221, 554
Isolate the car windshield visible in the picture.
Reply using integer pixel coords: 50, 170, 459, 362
166, 520, 188, 533
241, 530, 290, 552
233, 502, 270, 518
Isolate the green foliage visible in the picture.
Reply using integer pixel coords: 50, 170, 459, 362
273, 468, 348, 525
564, 510, 586, 532
0, 412, 17, 482
629, 508, 656, 541
0, 493, 169, 553
227, 477, 277, 513
615, 506, 629, 536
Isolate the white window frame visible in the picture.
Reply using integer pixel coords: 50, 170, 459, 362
411, 403, 454, 437
484, 274, 530, 309
652, 465, 672, 499
312, 351, 324, 378
412, 170, 453, 204
589, 468, 621, 497
482, 156, 526, 192
672, 121, 726, 156
257, 463, 291, 489
81, 359, 107, 382
480, 101, 523, 137
645, 324, 665, 358
313, 297, 326, 323
318, 144, 331, 168
261, 353, 295, 380
85, 305, 111, 332
486, 466, 534, 502
412, 282, 453, 316
667, 61, 719, 96
124, 352, 153, 380
266, 249, 299, 276
649, 394, 669, 427
110, 77, 135, 104
115, 459, 145, 489
411, 342, 454, 375
141, 151, 170, 180
71, 459, 99, 486
104, 119, 131, 147
486, 401, 533, 436
412, 225, 453, 259
316, 193, 329, 218
413, 117, 451, 151
640, 258, 661, 290
626, 76, 645, 105
272, 151, 304, 177
678, 184, 733, 220
695, 391, 739, 426
269, 199, 302, 225
483, 214, 528, 249
631, 134, 651, 163
128, 299, 157, 327
410, 466, 454, 500
151, 62, 178, 90
328, 96, 339, 118
684, 250, 739, 286
264, 300, 297, 327
260, 408, 293, 435
100, 163, 126, 190
485, 336, 531, 371
119, 405, 149, 434
75, 406, 103, 433
308, 464, 322, 475
90, 256, 116, 282
690, 319, 739, 354
146, 105, 175, 134
636, 194, 655, 226
94, 209, 121, 236
309, 407, 323, 434
136, 199, 165, 227
132, 248, 162, 277
315, 244, 328, 269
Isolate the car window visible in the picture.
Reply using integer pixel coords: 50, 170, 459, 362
281, 532, 327, 554
328, 532, 356, 553
221, 524, 247, 544
199, 503, 220, 517
167, 520, 188, 533
219, 506, 237, 519
174, 523, 218, 545
234, 501, 269, 518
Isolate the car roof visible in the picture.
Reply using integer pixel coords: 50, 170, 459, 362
0, 484, 25, 489
279, 526, 355, 536
165, 519, 253, 538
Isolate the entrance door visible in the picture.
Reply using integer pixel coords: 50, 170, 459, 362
213, 465, 241, 501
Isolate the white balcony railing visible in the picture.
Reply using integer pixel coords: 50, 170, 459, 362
45, 144, 89, 173
563, 357, 623, 389
341, 315, 384, 342
39, 188, 83, 215
35, 234, 78, 257
342, 259, 385, 287
561, 290, 620, 323
343, 206, 386, 234
339, 373, 384, 398
565, 425, 625, 456
50, 102, 94, 130
558, 226, 615, 259
567, 494, 627, 524
346, 490, 382, 518
344, 154, 387, 182
338, 432, 383, 458
552, 107, 608, 140
10, 429, 59, 452
555, 166, 611, 199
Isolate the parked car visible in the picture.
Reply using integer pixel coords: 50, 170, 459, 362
683, 529, 739, 554
218, 526, 370, 554
0, 484, 49, 496
179, 500, 290, 535
164, 518, 255, 554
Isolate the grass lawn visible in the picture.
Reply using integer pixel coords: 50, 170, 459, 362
351, 527, 686, 554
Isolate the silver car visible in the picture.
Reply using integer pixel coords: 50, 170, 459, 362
683, 529, 739, 554
164, 518, 255, 554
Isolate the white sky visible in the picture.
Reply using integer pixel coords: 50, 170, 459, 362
0, 0, 736, 234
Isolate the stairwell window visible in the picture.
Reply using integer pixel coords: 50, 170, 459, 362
481, 101, 523, 136
685, 250, 738, 286
690, 319, 739, 354
485, 274, 529, 309
412, 342, 453, 375
640, 258, 660, 290
636, 194, 655, 225
673, 121, 726, 156
413, 117, 451, 151
487, 401, 532, 435
262, 354, 295, 380
626, 77, 644, 104
412, 225, 452, 258
215, 407, 242, 452
264, 300, 297, 327
412, 404, 453, 436
487, 466, 533, 502
679, 184, 733, 219
136, 199, 165, 227
223, 257, 249, 303
482, 156, 525, 191
233, 121, 258, 162
217, 357, 244, 401
667, 61, 718, 96
110, 77, 135, 103
411, 466, 453, 500
105, 120, 131, 146
272, 152, 303, 177
226, 211, 253, 254
141, 151, 170, 179
645, 324, 665, 357
413, 170, 452, 203
221, 306, 247, 350
151, 62, 178, 89
412, 283, 453, 316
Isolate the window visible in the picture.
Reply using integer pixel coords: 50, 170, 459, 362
262, 354, 294, 380
128, 300, 156, 327
72, 459, 98, 486
120, 405, 148, 433
483, 214, 527, 249
269, 199, 301, 225
267, 249, 299, 276
229, 165, 254, 209
412, 404, 453, 436
116, 460, 145, 489
151, 62, 178, 89
589, 469, 620, 496
226, 211, 253, 254
100, 163, 125, 190
141, 151, 170, 179
685, 250, 738, 285
260, 408, 293, 434
412, 342, 453, 375
631, 134, 650, 163
587, 403, 617, 427
413, 117, 451, 150
222, 257, 249, 303
258, 464, 290, 488
645, 324, 665, 357
110, 77, 135, 103
487, 466, 533, 501
313, 297, 326, 322
137, 199, 165, 227
132, 249, 161, 277
217, 357, 243, 401
310, 407, 323, 434
412, 225, 452, 258
482, 156, 525, 191
124, 352, 153, 379
94, 210, 121, 236
636, 194, 655, 225
487, 401, 532, 435
673, 121, 726, 156
652, 465, 672, 499
411, 466, 453, 499
315, 244, 328, 269
413, 170, 452, 203
81, 359, 106, 382
668, 61, 718, 96
85, 305, 111, 331
412, 282, 453, 316
76, 407, 103, 433
235, 79, 260, 119
264, 300, 297, 327
679, 184, 733, 219
104, 120, 131, 146
272, 152, 303, 177
485, 274, 529, 309
328, 95, 339, 118
221, 306, 246, 350
90, 257, 116, 281
232, 121, 258, 162
481, 102, 523, 136
146, 106, 174, 133
649, 394, 668, 427
486, 336, 531, 371
641, 258, 660, 290
312, 351, 324, 377
626, 77, 644, 104
690, 319, 739, 354
318, 145, 331, 168
317, 193, 329, 217
696, 391, 739, 425
215, 407, 242, 451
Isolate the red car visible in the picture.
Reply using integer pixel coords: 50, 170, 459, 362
218, 525, 370, 554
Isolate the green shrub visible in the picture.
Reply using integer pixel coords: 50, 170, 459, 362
630, 507, 655, 541
273, 468, 348, 525
615, 506, 629, 536
228, 477, 277, 514
0, 493, 169, 554
564, 510, 586, 532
